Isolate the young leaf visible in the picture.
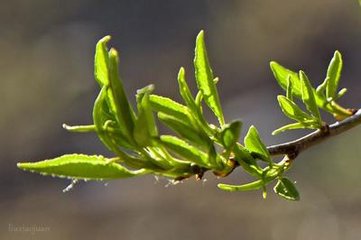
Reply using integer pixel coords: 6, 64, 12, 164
149, 95, 192, 123
177, 67, 197, 111
336, 88, 347, 99
160, 135, 209, 167
220, 120, 242, 150
157, 112, 210, 148
108, 48, 136, 142
270, 61, 302, 99
17, 154, 148, 180
94, 35, 111, 87
277, 95, 314, 122
270, 61, 329, 112
316, 77, 329, 98
218, 179, 264, 192
299, 71, 321, 122
244, 126, 271, 162
62, 124, 96, 133
326, 50, 343, 99
273, 177, 300, 201
194, 30, 225, 126
232, 144, 262, 177
93, 87, 127, 152
133, 85, 157, 146
286, 76, 293, 101
272, 122, 316, 135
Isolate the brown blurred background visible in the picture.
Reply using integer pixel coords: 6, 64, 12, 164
1, 0, 361, 239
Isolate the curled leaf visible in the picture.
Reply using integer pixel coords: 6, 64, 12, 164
94, 35, 111, 87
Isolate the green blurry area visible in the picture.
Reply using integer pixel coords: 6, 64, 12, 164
0, 0, 360, 239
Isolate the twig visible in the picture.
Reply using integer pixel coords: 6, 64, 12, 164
267, 109, 361, 158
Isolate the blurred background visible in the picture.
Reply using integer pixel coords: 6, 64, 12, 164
1, 0, 360, 239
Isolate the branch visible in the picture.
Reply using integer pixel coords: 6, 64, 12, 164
267, 109, 361, 158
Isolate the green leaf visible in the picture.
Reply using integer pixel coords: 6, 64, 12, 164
244, 126, 271, 162
94, 35, 111, 87
299, 71, 321, 122
157, 112, 210, 148
194, 30, 224, 126
272, 122, 316, 135
220, 120, 242, 150
270, 61, 302, 99
218, 179, 264, 192
273, 177, 300, 201
149, 95, 192, 123
93, 87, 129, 152
160, 135, 209, 167
62, 124, 96, 133
107, 48, 136, 142
133, 85, 157, 146
177, 67, 197, 110
326, 50, 343, 99
286, 76, 293, 101
270, 61, 331, 113
277, 95, 314, 122
232, 144, 262, 177
316, 77, 329, 98
17, 154, 148, 180
336, 88, 347, 99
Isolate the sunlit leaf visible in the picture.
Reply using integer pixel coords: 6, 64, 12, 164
244, 126, 270, 162
177, 67, 197, 111
286, 76, 293, 101
272, 121, 317, 135
93, 87, 130, 151
271, 61, 328, 111
270, 61, 301, 98
277, 95, 314, 122
194, 30, 224, 126
133, 85, 157, 146
299, 71, 321, 122
326, 50, 343, 99
108, 49, 136, 142
149, 95, 192, 123
157, 112, 210, 148
160, 135, 209, 167
220, 120, 242, 150
218, 179, 264, 192
94, 36, 111, 87
232, 144, 262, 177
17, 154, 147, 180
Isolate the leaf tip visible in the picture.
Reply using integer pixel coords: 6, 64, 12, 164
17, 162, 29, 170
109, 47, 119, 58
97, 35, 112, 47
198, 29, 205, 38
334, 50, 342, 58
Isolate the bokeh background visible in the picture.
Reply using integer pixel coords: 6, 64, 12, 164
1, 0, 361, 239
